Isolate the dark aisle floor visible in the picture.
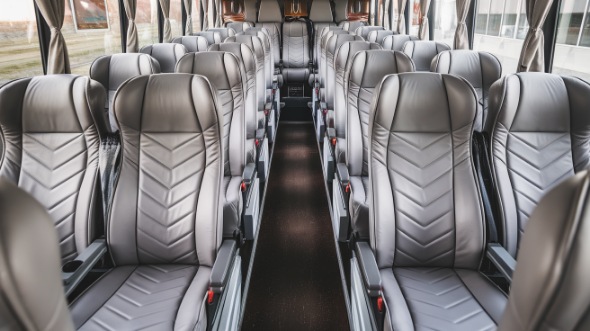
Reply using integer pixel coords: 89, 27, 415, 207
241, 121, 349, 331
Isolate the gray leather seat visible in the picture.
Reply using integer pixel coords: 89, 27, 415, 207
256, 0, 283, 70
316, 26, 343, 78
338, 20, 366, 32
497, 169, 590, 330
244, 27, 275, 91
309, 0, 336, 66
140, 43, 188, 73
402, 40, 451, 71
0, 75, 108, 264
207, 27, 236, 40
282, 20, 311, 83
345, 51, 414, 239
367, 29, 395, 44
354, 25, 384, 39
90, 53, 161, 132
486, 73, 590, 258
227, 21, 254, 33
320, 29, 349, 94
209, 42, 259, 164
431, 50, 501, 132
332, 41, 381, 162
324, 34, 363, 114
176, 52, 247, 237
192, 31, 222, 44
369, 73, 507, 330
171, 35, 210, 52
381, 34, 419, 51
0, 179, 75, 331
69, 74, 226, 329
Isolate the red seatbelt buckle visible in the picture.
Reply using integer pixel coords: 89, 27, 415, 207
207, 289, 215, 304
377, 296, 384, 313
331, 137, 337, 146
241, 182, 247, 192
345, 183, 351, 193
255, 139, 260, 147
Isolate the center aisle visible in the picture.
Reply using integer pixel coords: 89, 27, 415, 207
241, 122, 349, 330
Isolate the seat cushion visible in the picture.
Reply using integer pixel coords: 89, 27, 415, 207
381, 267, 507, 331
71, 265, 211, 330
223, 176, 244, 237
349, 176, 369, 239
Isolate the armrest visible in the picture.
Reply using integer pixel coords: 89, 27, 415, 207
242, 163, 256, 186
327, 128, 336, 145
356, 242, 381, 297
210, 240, 238, 292
264, 102, 273, 115
256, 128, 266, 142
336, 163, 350, 185
486, 243, 516, 283
320, 102, 327, 111
62, 239, 107, 296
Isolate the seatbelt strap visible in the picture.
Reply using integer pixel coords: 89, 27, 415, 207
473, 132, 499, 243
98, 134, 120, 222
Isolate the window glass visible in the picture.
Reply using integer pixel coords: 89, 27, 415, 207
191, 0, 202, 32
553, 0, 590, 81
169, 0, 182, 37
474, 0, 524, 76
136, 0, 159, 47
433, 0, 456, 46
475, 0, 489, 34
62, 0, 123, 75
0, 0, 43, 84
515, 0, 528, 39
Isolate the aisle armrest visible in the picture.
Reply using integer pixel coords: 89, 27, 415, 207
487, 243, 516, 283
356, 242, 381, 297
210, 240, 238, 292
62, 239, 107, 296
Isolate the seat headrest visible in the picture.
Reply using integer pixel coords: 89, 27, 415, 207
0, 179, 75, 331
258, 0, 282, 22
309, 0, 334, 22
140, 43, 188, 73
382, 34, 419, 51
500, 170, 590, 330
90, 53, 161, 92
192, 31, 222, 44
431, 50, 501, 90
171, 36, 210, 52
335, 41, 382, 72
402, 40, 451, 71
176, 52, 242, 91
348, 50, 415, 88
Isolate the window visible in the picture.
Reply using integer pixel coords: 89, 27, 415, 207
0, 0, 43, 85
408, 0, 421, 36
474, 0, 526, 76
169, 0, 182, 37
191, 0, 202, 32
136, 0, 159, 47
62, 0, 123, 76
433, 0, 456, 46
553, 0, 590, 81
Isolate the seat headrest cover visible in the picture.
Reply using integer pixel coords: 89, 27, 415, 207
176, 52, 241, 91
348, 50, 415, 88
431, 50, 501, 90
382, 34, 419, 51
500, 170, 590, 330
309, 0, 334, 22
0, 179, 75, 331
258, 0, 282, 22
90, 53, 161, 92
140, 43, 188, 73
402, 41, 451, 71
171, 36, 210, 52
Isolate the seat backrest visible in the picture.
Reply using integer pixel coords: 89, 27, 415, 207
333, 41, 381, 157
367, 29, 395, 44
354, 25, 384, 39
346, 50, 415, 178
369, 73, 483, 270
382, 34, 419, 51
0, 179, 74, 331
310, 0, 335, 65
243, 0, 257, 21
226, 35, 266, 112
90, 53, 161, 132
257, 0, 282, 66
316, 26, 343, 77
171, 35, 210, 52
320, 30, 349, 88
339, 20, 366, 32
499, 170, 590, 331
108, 74, 223, 267
487, 73, 590, 257
140, 43, 188, 73
402, 40, 451, 71
207, 27, 237, 40
244, 27, 274, 88
226, 21, 254, 33
325, 34, 363, 109
176, 52, 246, 179
0, 75, 108, 264
431, 50, 501, 132
282, 20, 310, 69
192, 31, 222, 44
209, 42, 258, 163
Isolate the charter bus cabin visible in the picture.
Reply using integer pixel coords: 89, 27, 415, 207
1, 0, 590, 330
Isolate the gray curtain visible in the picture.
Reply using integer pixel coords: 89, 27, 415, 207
418, 0, 431, 40
384, 0, 391, 29
517, 0, 554, 72
184, 0, 193, 35
159, 0, 172, 42
34, 0, 70, 74
454, 0, 470, 49
123, 0, 138, 52
396, 0, 407, 34
202, 0, 209, 30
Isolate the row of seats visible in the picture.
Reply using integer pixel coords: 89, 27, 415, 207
345, 71, 590, 330
0, 72, 250, 330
